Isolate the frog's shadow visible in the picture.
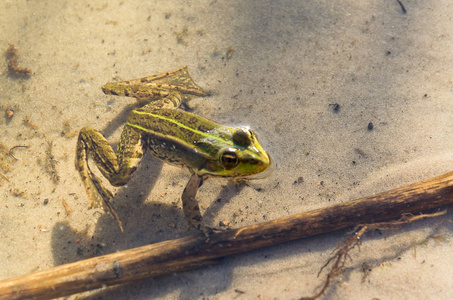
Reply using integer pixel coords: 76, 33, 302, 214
51, 157, 241, 299
51, 171, 238, 298
100, 102, 138, 138
52, 154, 166, 262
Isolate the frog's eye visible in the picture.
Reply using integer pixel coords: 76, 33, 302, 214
233, 128, 251, 147
219, 148, 239, 169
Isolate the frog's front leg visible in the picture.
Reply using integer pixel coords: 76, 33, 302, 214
182, 174, 229, 236
75, 125, 145, 231
181, 173, 204, 231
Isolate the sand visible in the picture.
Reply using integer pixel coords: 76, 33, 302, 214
1, 0, 453, 299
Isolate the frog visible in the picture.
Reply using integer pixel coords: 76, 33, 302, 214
75, 66, 271, 234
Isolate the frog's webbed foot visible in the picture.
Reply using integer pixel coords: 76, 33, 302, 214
77, 167, 124, 232
200, 223, 231, 235
89, 170, 124, 232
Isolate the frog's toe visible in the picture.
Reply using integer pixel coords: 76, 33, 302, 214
200, 224, 231, 235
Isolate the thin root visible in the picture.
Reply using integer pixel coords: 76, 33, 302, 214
300, 211, 446, 300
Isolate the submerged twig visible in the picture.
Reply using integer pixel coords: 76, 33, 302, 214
8, 145, 29, 161
0, 172, 9, 183
396, 0, 407, 14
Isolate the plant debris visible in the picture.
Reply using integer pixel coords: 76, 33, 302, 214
22, 116, 39, 130
396, 0, 407, 14
61, 120, 78, 138
62, 199, 73, 216
226, 46, 234, 59
0, 143, 26, 173
176, 26, 189, 45
45, 140, 60, 184
300, 211, 446, 300
8, 145, 29, 161
5, 43, 32, 77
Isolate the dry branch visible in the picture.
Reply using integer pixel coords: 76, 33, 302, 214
1, 171, 453, 300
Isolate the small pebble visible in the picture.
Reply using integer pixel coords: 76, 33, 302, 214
5, 107, 14, 119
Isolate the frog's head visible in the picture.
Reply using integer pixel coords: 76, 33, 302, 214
198, 127, 272, 179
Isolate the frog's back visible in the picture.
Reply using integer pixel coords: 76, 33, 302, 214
126, 108, 224, 171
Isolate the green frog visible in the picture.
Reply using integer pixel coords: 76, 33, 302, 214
75, 66, 271, 234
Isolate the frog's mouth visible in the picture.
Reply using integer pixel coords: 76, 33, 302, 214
246, 154, 274, 180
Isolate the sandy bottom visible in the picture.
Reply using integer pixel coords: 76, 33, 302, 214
1, 0, 453, 299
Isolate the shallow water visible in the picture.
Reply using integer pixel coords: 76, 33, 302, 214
1, 1, 453, 299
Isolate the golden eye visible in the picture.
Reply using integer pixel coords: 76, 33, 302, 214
232, 128, 251, 147
220, 148, 239, 169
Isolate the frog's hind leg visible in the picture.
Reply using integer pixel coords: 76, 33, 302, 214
75, 126, 145, 231
140, 92, 183, 110
102, 66, 208, 102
